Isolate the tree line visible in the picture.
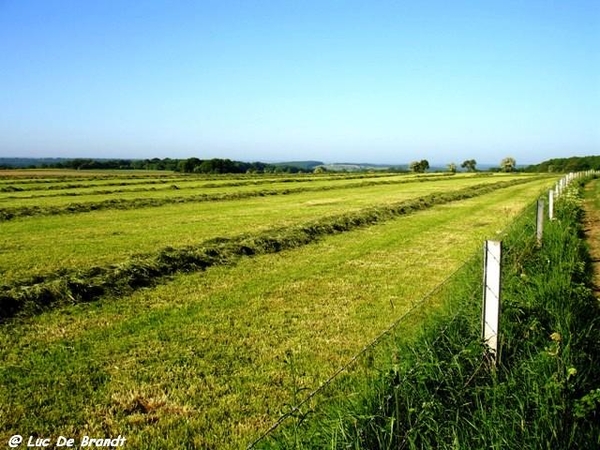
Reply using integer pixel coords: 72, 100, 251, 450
0, 157, 320, 174
4, 155, 596, 174
410, 157, 517, 173
526, 155, 600, 173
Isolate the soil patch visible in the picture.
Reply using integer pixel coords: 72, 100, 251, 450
583, 181, 600, 296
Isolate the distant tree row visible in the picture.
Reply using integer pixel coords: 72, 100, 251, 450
176, 158, 317, 174
526, 156, 600, 173
40, 158, 181, 171
0, 157, 320, 174
411, 158, 478, 174
412, 157, 518, 174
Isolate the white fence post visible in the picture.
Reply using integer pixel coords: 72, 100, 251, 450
548, 190, 554, 220
482, 240, 502, 364
536, 199, 544, 245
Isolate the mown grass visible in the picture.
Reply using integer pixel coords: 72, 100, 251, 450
0, 179, 554, 449
0, 175, 548, 284
0, 169, 174, 181
0, 173, 533, 220
277, 179, 600, 449
0, 173, 453, 200
0, 171, 422, 193
0, 178, 548, 321
0, 175, 546, 285
0, 172, 418, 202
0, 177, 189, 195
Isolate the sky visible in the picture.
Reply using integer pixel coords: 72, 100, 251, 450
0, 1, 598, 165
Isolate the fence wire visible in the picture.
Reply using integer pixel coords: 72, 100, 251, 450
247, 251, 481, 449
396, 281, 483, 449
247, 180, 563, 449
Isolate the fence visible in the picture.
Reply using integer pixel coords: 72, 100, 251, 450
248, 171, 598, 449
481, 170, 598, 363
550, 170, 597, 219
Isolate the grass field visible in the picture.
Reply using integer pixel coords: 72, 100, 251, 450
1, 173, 536, 284
295, 176, 600, 449
0, 170, 556, 448
0, 172, 499, 222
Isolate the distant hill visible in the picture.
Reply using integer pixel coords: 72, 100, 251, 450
271, 161, 324, 170
0, 157, 71, 168
319, 162, 408, 172
526, 156, 600, 173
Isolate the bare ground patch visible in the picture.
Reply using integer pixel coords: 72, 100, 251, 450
583, 182, 600, 296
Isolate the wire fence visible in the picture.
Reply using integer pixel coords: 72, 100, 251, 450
247, 171, 595, 449
247, 250, 481, 448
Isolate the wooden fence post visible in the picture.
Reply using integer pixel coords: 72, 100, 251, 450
482, 240, 502, 364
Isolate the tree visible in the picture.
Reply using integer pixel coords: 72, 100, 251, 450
409, 159, 430, 173
500, 157, 516, 172
447, 162, 457, 173
181, 157, 202, 173
461, 159, 477, 172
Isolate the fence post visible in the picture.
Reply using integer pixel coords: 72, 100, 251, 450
548, 190, 554, 220
536, 199, 544, 245
482, 240, 502, 365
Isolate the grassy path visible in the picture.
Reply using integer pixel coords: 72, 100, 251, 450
583, 179, 600, 294
0, 180, 553, 449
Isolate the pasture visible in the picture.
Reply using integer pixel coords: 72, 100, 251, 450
0, 170, 556, 448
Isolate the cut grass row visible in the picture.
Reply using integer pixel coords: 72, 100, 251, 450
0, 176, 547, 283
0, 169, 176, 182
0, 177, 189, 193
0, 171, 408, 191
0, 178, 555, 449
0, 178, 545, 321
0, 174, 490, 211
0, 172, 453, 200
0, 173, 455, 204
0, 174, 535, 221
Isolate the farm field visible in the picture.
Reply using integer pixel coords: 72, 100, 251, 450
0, 172, 483, 218
1, 173, 535, 284
0, 170, 419, 189
0, 171, 556, 448
0, 170, 438, 198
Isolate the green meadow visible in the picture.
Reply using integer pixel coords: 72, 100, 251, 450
0, 171, 556, 448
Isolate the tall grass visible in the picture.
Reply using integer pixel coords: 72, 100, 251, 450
261, 180, 600, 449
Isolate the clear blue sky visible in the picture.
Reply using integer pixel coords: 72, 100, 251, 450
1, 1, 598, 165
